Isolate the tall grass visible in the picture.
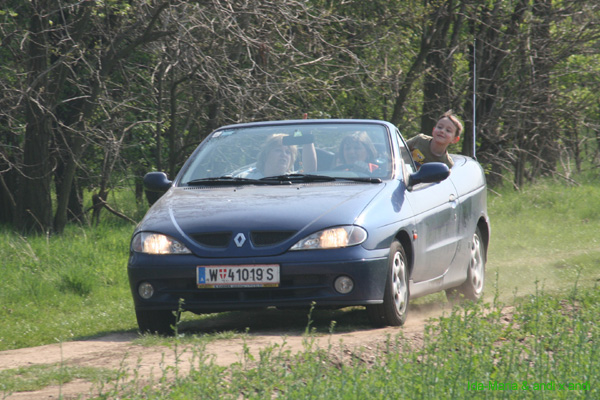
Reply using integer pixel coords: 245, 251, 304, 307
47, 285, 595, 399
486, 176, 600, 300
0, 223, 136, 349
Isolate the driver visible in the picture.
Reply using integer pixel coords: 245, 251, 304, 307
239, 134, 317, 178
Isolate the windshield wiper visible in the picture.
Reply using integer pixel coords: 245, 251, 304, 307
187, 174, 382, 186
185, 176, 286, 186
260, 174, 336, 183
260, 174, 382, 184
333, 176, 382, 183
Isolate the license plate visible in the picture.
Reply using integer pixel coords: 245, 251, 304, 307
197, 265, 280, 288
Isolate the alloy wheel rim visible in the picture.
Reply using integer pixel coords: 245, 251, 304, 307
469, 233, 484, 294
392, 252, 408, 314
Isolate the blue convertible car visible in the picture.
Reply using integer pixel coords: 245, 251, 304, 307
128, 119, 490, 334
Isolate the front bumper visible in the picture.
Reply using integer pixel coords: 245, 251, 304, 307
128, 249, 389, 313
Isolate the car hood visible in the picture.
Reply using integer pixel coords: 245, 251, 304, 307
139, 182, 386, 257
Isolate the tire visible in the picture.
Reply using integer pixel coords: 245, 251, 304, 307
446, 227, 486, 302
367, 240, 409, 327
135, 309, 178, 335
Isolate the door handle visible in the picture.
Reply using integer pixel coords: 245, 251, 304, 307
449, 194, 458, 211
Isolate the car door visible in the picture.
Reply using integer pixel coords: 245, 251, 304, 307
396, 137, 460, 283
405, 178, 460, 282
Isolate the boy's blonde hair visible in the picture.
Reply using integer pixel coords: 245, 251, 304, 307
441, 110, 463, 138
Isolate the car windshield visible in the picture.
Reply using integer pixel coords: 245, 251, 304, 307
179, 122, 393, 185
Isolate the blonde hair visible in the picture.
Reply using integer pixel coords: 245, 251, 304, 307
440, 110, 463, 138
256, 134, 298, 173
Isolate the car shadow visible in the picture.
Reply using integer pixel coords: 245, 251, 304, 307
177, 307, 371, 337
67, 300, 448, 344
176, 301, 448, 337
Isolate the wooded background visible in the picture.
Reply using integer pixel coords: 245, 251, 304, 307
1, 0, 599, 234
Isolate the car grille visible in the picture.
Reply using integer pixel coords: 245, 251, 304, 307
251, 231, 296, 246
190, 232, 231, 247
190, 231, 296, 248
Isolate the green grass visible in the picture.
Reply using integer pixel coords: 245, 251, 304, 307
1, 175, 600, 398
0, 363, 116, 392
2, 286, 598, 399
17, 285, 591, 399
0, 224, 137, 349
486, 178, 600, 300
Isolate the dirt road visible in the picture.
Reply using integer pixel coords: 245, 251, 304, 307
0, 303, 449, 400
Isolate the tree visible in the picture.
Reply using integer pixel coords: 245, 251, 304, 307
468, 0, 600, 187
1, 1, 172, 233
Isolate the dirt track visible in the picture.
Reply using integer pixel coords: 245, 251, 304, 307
0, 303, 450, 400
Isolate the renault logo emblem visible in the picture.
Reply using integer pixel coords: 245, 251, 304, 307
234, 233, 246, 247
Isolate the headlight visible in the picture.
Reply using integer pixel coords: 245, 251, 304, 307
290, 226, 367, 250
131, 232, 192, 254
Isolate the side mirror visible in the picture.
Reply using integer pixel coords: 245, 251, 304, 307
408, 162, 450, 188
143, 172, 172, 205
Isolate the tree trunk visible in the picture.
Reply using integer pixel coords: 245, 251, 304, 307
17, 0, 54, 233
0, 164, 18, 225
420, 0, 457, 135
54, 136, 86, 232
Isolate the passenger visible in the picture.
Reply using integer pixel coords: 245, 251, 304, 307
336, 131, 379, 173
240, 133, 316, 178
407, 110, 463, 169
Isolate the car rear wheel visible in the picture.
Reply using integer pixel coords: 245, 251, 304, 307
446, 227, 486, 302
367, 240, 409, 327
135, 309, 177, 335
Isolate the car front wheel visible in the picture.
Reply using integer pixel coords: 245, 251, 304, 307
446, 227, 486, 302
367, 240, 409, 327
